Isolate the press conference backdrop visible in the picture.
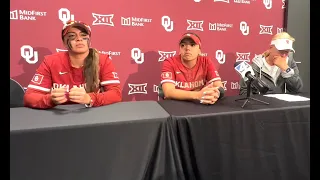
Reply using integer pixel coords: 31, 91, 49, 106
286, 0, 310, 93
10, 0, 286, 101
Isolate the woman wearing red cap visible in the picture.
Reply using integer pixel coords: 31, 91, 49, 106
24, 20, 122, 109
159, 32, 224, 105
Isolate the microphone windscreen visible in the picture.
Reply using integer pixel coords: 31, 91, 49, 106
234, 61, 241, 68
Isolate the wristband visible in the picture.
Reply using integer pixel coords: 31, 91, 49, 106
218, 87, 225, 99
285, 67, 291, 73
85, 99, 93, 108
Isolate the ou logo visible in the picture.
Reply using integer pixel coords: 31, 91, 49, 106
131, 48, 144, 64
161, 16, 173, 32
20, 45, 38, 64
215, 50, 226, 64
58, 8, 75, 24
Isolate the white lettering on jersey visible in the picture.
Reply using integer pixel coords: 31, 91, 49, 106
52, 83, 86, 92
175, 80, 204, 89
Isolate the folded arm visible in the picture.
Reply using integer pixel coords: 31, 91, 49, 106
24, 59, 56, 109
88, 55, 122, 107
281, 59, 303, 93
161, 82, 200, 100
88, 84, 122, 107
24, 89, 56, 109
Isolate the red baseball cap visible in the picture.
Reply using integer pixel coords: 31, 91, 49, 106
179, 33, 201, 47
61, 20, 92, 40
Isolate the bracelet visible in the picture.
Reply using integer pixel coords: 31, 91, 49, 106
218, 87, 225, 99
85, 99, 93, 108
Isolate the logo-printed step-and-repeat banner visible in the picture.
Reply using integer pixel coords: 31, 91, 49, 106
10, 0, 287, 102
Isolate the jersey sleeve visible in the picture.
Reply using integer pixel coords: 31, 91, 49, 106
160, 59, 176, 85
24, 57, 55, 109
100, 59, 121, 87
87, 55, 122, 107
206, 57, 221, 84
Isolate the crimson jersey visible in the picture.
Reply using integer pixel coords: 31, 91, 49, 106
24, 52, 121, 109
161, 55, 221, 91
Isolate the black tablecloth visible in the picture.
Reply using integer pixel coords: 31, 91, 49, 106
11, 95, 310, 180
10, 101, 179, 180
158, 94, 310, 180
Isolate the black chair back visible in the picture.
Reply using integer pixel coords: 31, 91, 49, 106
10, 78, 25, 108
158, 83, 164, 99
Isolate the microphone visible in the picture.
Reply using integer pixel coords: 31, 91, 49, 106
234, 61, 255, 81
234, 61, 269, 94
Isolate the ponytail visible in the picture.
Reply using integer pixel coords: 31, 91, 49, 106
83, 48, 100, 92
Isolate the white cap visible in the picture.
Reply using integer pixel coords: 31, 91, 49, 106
270, 38, 295, 53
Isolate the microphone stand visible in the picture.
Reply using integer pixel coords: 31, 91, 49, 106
235, 79, 270, 108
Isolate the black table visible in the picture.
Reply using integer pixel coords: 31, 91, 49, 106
10, 101, 177, 180
158, 94, 310, 180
